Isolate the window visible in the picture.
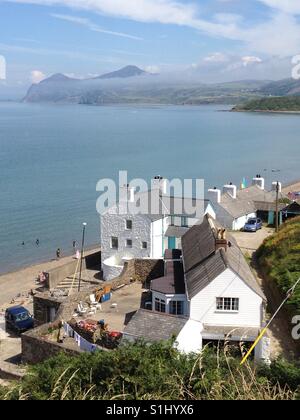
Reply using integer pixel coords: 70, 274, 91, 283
155, 298, 166, 313
126, 220, 133, 230
169, 301, 184, 316
181, 216, 188, 227
111, 237, 118, 249
126, 239, 133, 248
142, 241, 148, 249
170, 216, 175, 226
216, 297, 239, 312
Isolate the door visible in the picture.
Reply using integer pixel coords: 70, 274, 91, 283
168, 236, 176, 250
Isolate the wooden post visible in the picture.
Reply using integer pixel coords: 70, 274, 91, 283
275, 181, 279, 233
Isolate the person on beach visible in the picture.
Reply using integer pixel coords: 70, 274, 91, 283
56, 248, 61, 259
36, 239, 40, 246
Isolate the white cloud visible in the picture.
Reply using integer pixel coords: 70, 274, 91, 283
30, 70, 46, 83
204, 52, 228, 63
259, 0, 300, 14
242, 56, 263, 66
4, 0, 300, 56
143, 65, 160, 74
51, 13, 143, 40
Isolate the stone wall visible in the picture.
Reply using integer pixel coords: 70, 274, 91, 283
45, 251, 101, 290
22, 323, 81, 365
34, 294, 63, 326
33, 287, 100, 325
109, 258, 164, 289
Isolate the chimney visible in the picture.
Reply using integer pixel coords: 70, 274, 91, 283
215, 229, 228, 252
208, 187, 221, 204
152, 176, 168, 195
120, 184, 135, 203
252, 175, 265, 190
223, 183, 237, 199
272, 181, 282, 193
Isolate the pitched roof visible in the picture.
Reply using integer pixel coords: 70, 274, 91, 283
181, 216, 217, 273
219, 185, 288, 219
123, 309, 188, 342
182, 215, 266, 301
254, 200, 286, 212
165, 225, 189, 238
130, 191, 210, 219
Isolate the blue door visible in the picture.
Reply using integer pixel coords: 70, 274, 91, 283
168, 237, 176, 250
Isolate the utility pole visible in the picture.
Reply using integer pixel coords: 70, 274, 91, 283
275, 181, 279, 233
78, 222, 87, 292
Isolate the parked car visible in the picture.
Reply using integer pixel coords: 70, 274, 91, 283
5, 306, 34, 334
244, 218, 263, 232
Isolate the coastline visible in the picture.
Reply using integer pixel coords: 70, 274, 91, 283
232, 109, 300, 115
0, 246, 100, 307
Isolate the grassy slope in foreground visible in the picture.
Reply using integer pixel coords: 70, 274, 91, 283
257, 217, 300, 314
1, 342, 300, 400
233, 96, 300, 112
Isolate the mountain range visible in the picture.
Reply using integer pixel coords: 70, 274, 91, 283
23, 65, 300, 106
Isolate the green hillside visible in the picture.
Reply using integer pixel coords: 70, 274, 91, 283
257, 217, 300, 313
234, 96, 300, 112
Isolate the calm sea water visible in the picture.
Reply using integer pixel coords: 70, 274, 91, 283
0, 102, 299, 274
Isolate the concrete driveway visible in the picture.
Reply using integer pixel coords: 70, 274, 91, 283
231, 226, 275, 255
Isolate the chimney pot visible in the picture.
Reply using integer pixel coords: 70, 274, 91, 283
208, 188, 221, 204
223, 184, 237, 199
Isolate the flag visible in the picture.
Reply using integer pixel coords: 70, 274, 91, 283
240, 177, 247, 189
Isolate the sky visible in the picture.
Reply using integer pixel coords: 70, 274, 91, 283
1, 0, 300, 97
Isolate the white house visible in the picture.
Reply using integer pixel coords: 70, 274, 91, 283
207, 176, 287, 231
101, 177, 216, 280
124, 215, 270, 363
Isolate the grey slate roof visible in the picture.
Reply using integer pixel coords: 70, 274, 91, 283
165, 225, 189, 238
254, 200, 286, 212
123, 309, 188, 342
134, 191, 210, 220
219, 185, 288, 219
182, 215, 266, 301
181, 216, 217, 273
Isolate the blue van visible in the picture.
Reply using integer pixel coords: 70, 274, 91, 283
5, 306, 34, 334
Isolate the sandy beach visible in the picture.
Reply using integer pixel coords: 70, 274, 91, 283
0, 248, 100, 308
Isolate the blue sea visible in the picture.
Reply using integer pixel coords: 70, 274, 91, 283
0, 102, 299, 274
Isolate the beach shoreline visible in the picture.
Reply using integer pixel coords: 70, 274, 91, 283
0, 246, 100, 307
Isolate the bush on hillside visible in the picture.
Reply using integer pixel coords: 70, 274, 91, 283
1, 341, 298, 400
257, 217, 300, 313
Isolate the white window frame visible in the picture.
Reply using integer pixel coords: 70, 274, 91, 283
155, 297, 166, 313
110, 237, 119, 250
125, 220, 133, 230
169, 300, 184, 316
125, 239, 133, 248
216, 297, 239, 312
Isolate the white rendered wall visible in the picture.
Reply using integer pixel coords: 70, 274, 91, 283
151, 218, 168, 259
101, 210, 152, 280
176, 320, 203, 353
190, 268, 263, 328
233, 213, 257, 231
